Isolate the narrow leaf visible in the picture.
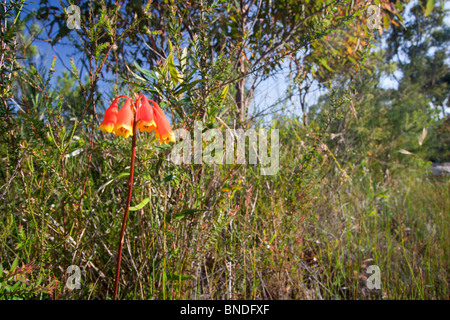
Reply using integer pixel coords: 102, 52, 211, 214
10, 257, 19, 272
398, 149, 413, 155
180, 47, 188, 72
168, 54, 182, 84
320, 59, 334, 72
173, 209, 206, 221
418, 127, 428, 146
133, 61, 158, 80
166, 273, 194, 281
425, 0, 434, 17
163, 174, 176, 183
220, 85, 229, 106
129, 197, 151, 211
97, 172, 130, 194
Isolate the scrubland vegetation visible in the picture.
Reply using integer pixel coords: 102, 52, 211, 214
0, 0, 448, 299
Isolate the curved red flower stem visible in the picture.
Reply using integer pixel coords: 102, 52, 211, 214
113, 101, 138, 300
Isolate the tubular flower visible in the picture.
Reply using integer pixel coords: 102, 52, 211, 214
113, 98, 134, 138
149, 99, 176, 144
136, 96, 157, 133
98, 99, 119, 133
98, 94, 175, 145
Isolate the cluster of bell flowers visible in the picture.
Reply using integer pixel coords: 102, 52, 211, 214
98, 94, 175, 144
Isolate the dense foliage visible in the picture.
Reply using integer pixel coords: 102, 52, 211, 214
0, 0, 448, 299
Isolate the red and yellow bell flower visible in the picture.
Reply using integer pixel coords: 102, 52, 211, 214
99, 94, 175, 144
136, 96, 157, 133
113, 97, 134, 138
150, 99, 176, 144
98, 98, 119, 133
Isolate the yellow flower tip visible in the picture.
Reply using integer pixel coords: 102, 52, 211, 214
98, 123, 115, 133
156, 131, 176, 145
113, 124, 133, 138
137, 120, 157, 133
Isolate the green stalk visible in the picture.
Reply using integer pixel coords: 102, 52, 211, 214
113, 106, 138, 300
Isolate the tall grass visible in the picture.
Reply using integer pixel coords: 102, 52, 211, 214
1, 115, 448, 300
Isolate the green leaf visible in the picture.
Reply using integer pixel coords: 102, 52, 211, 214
163, 174, 176, 183
168, 53, 182, 85
133, 61, 158, 80
269, 233, 277, 245
384, 14, 390, 31
11, 281, 21, 291
348, 56, 357, 64
180, 47, 188, 72
368, 210, 377, 217
155, 143, 172, 150
116, 172, 130, 180
320, 59, 334, 72
219, 85, 229, 106
166, 273, 194, 281
173, 79, 205, 96
122, 79, 158, 92
10, 257, 18, 273
425, 0, 434, 17
173, 209, 206, 221
97, 172, 130, 194
129, 197, 151, 211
